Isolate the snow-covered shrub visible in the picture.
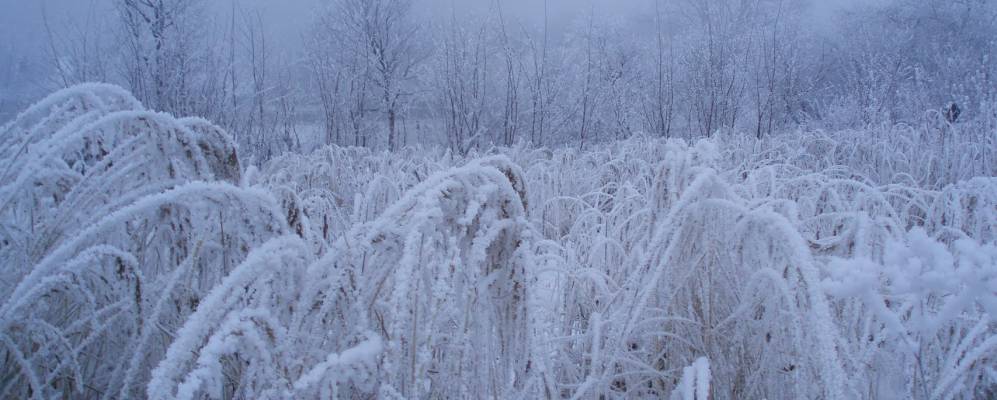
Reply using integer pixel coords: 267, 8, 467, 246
568, 169, 847, 399
149, 154, 546, 399
2, 84, 993, 399
145, 235, 383, 400
825, 229, 997, 399
0, 85, 287, 399
254, 145, 453, 253
928, 177, 997, 244
670, 357, 711, 400
309, 156, 544, 398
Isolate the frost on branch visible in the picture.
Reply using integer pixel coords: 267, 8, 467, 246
824, 229, 997, 400
254, 146, 449, 255
0, 83, 142, 165
1, 83, 994, 399
304, 155, 543, 398
596, 169, 847, 399
670, 357, 710, 400
928, 177, 996, 244
164, 153, 541, 399
0, 85, 285, 400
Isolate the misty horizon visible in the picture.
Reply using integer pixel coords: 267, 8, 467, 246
0, 0, 994, 399
4, 0, 863, 113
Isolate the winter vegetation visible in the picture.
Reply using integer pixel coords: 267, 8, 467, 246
1, 82, 993, 399
1, 0, 995, 399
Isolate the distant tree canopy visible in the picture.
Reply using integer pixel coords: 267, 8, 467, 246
20, 0, 997, 157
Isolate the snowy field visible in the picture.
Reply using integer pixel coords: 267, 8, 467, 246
0, 84, 994, 399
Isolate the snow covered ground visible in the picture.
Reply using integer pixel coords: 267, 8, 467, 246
0, 85, 994, 399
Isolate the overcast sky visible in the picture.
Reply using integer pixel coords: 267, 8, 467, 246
1, 0, 858, 49
0, 0, 661, 91
1, 0, 864, 104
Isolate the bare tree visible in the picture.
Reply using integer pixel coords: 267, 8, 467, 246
306, 23, 345, 146
568, 14, 641, 144
117, 0, 198, 113
430, 9, 493, 154
578, 4, 597, 149
524, 0, 552, 147
242, 9, 269, 158
493, 0, 522, 146
648, 0, 677, 138
307, 3, 375, 148
680, 0, 755, 136
334, 0, 423, 151
41, 0, 112, 88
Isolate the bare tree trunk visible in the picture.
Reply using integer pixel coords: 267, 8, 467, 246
388, 107, 397, 151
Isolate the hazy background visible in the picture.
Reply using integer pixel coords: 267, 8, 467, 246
0, 0, 861, 115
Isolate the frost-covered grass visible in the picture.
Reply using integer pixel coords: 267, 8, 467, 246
1, 85, 995, 399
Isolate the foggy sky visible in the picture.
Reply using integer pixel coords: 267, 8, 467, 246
0, 0, 656, 97
1, 0, 856, 55
1, 0, 861, 104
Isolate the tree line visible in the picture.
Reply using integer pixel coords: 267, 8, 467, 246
38, 0, 997, 160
